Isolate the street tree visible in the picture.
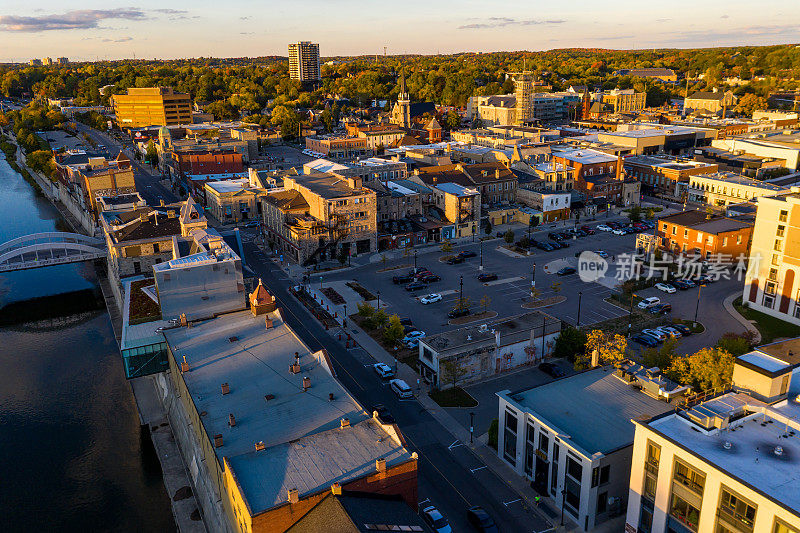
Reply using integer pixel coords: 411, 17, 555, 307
627, 205, 642, 223
441, 240, 453, 253
583, 330, 628, 367
484, 220, 492, 236
667, 347, 735, 391
504, 230, 514, 244
357, 301, 375, 319
383, 315, 405, 346
440, 357, 468, 390
551, 281, 562, 294
480, 294, 491, 313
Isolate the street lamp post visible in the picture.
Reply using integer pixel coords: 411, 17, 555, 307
628, 292, 637, 337
469, 412, 475, 444
577, 291, 583, 328
342, 304, 347, 328
414, 250, 417, 272
694, 284, 705, 323
532, 262, 537, 288
377, 290, 381, 310
459, 275, 464, 308
479, 241, 483, 271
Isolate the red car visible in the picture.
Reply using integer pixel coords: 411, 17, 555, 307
580, 225, 596, 235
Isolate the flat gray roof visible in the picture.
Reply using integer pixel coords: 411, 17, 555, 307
508, 367, 672, 455
163, 310, 411, 513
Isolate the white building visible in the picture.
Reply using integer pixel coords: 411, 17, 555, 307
497, 367, 674, 531
625, 340, 800, 533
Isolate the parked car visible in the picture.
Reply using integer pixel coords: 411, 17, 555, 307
399, 317, 413, 326
638, 296, 661, 309
594, 250, 608, 258
581, 225, 596, 235
477, 273, 498, 282
371, 403, 395, 424
421, 293, 443, 304
612, 228, 627, 235
390, 378, 413, 398
539, 361, 565, 378
446, 255, 464, 265
680, 278, 697, 288
596, 224, 613, 232
420, 273, 441, 283
393, 273, 414, 284
632, 334, 659, 347
373, 363, 395, 379
448, 308, 470, 319
539, 242, 555, 251
548, 232, 563, 241
655, 326, 681, 338
405, 281, 427, 292
649, 303, 672, 314
655, 282, 677, 293
466, 507, 499, 533
557, 239, 570, 248
549, 240, 563, 249
402, 330, 426, 346
458, 250, 477, 258
671, 323, 692, 336
641, 328, 668, 341
421, 505, 452, 533
557, 267, 577, 276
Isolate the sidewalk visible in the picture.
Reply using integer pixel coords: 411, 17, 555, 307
723, 291, 761, 344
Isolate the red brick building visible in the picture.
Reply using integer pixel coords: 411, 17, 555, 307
551, 148, 624, 203
174, 149, 244, 175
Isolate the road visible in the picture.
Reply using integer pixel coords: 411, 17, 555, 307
74, 123, 178, 206
240, 239, 552, 533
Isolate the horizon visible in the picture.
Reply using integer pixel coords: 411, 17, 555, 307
1, 0, 798, 63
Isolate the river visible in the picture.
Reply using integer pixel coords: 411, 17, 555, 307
0, 151, 175, 531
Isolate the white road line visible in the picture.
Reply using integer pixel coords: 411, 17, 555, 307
503, 498, 522, 507
448, 440, 463, 450
470, 466, 488, 473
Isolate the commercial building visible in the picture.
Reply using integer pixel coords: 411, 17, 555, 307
551, 148, 624, 203
429, 182, 480, 239
687, 172, 787, 206
684, 90, 738, 115
625, 344, 800, 533
112, 87, 192, 128
694, 146, 786, 178
655, 210, 753, 260
742, 190, 800, 325
497, 367, 674, 531
204, 178, 267, 224
344, 123, 407, 150
261, 172, 377, 264
418, 311, 561, 387
602, 89, 646, 114
613, 68, 678, 82
597, 126, 715, 157
516, 187, 571, 222
526, 161, 575, 192
468, 94, 518, 126
623, 156, 718, 198
305, 135, 371, 161
288, 41, 321, 83
303, 157, 407, 183
713, 131, 800, 170
160, 300, 417, 533
414, 161, 519, 205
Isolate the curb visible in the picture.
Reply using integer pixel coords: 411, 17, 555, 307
723, 291, 761, 344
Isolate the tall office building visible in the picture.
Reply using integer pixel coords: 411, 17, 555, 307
288, 41, 321, 83
111, 87, 192, 128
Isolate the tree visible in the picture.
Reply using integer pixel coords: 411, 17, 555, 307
454, 296, 471, 311
735, 93, 768, 116
383, 314, 405, 346
25, 150, 56, 178
504, 230, 514, 244
551, 281, 562, 294
627, 205, 642, 223
552, 326, 587, 361
471, 116, 484, 129
145, 140, 158, 166
582, 330, 628, 367
642, 337, 678, 370
480, 294, 491, 313
715, 332, 752, 357
446, 110, 460, 130
645, 208, 656, 220
440, 357, 468, 390
527, 216, 539, 238
337, 247, 348, 266
530, 286, 542, 301
357, 301, 375, 319
484, 220, 492, 236
368, 309, 389, 330
667, 347, 735, 391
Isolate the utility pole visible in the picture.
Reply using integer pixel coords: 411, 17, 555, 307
459, 275, 464, 309
531, 262, 536, 288
577, 291, 583, 328
479, 241, 483, 271
694, 284, 705, 323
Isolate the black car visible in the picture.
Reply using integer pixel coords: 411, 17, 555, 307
448, 308, 471, 319
671, 280, 690, 290
371, 404, 395, 424
681, 278, 697, 288
399, 317, 413, 326
671, 323, 692, 336
405, 281, 427, 292
446, 255, 464, 265
649, 303, 672, 314
393, 273, 414, 284
539, 362, 565, 378
557, 267, 576, 276
477, 273, 498, 282
548, 232, 563, 241
549, 240, 563, 250
558, 240, 570, 248
459, 250, 477, 258
467, 506, 499, 533
632, 334, 659, 347
536, 241, 554, 251
420, 273, 441, 283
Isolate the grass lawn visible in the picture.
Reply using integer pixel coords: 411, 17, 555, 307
429, 387, 478, 408
733, 297, 800, 344
674, 319, 705, 333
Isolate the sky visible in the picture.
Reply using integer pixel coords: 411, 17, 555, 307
0, 0, 798, 63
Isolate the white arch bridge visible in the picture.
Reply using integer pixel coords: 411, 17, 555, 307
0, 232, 107, 272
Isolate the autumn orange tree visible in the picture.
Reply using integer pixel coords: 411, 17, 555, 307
576, 330, 628, 369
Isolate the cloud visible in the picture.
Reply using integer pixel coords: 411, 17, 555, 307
0, 8, 147, 32
240, 16, 251, 20
457, 17, 565, 30
656, 18, 671, 23
721, 14, 730, 19
101, 36, 133, 42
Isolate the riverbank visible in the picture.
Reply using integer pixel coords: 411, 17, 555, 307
0, 286, 104, 326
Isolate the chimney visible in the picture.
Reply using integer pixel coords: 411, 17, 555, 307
287, 489, 299, 504
302, 376, 311, 391
255, 441, 265, 451
376, 458, 387, 473
214, 434, 223, 447
181, 355, 189, 373
265, 317, 273, 329
340, 417, 350, 429
221, 382, 230, 395
228, 413, 236, 427
330, 483, 342, 496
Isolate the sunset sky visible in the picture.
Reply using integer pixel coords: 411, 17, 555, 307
1, 0, 798, 62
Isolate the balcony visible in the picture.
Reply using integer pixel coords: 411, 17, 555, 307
717, 507, 755, 533
645, 461, 659, 476
674, 472, 704, 495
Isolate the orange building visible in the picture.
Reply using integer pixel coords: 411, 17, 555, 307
112, 87, 192, 128
656, 210, 753, 260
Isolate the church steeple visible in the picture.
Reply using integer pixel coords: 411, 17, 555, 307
399, 68, 409, 102
393, 66, 411, 129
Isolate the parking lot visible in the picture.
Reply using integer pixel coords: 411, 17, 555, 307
325, 222, 645, 336
261, 144, 315, 169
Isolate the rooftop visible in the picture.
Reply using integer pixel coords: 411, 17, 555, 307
691, 171, 786, 191
506, 367, 673, 455
657, 210, 753, 234
292, 173, 367, 199
553, 148, 617, 165
304, 158, 351, 174
434, 182, 479, 197
645, 392, 800, 515
624, 155, 715, 170
163, 310, 411, 514
424, 311, 560, 354
204, 178, 258, 194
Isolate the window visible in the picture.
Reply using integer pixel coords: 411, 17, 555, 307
718, 487, 757, 531
765, 281, 777, 295
133, 261, 141, 274
684, 229, 689, 238
597, 491, 608, 514
538, 431, 550, 454
723, 237, 728, 247
774, 518, 800, 533
670, 493, 701, 531
769, 268, 779, 281
599, 465, 610, 485
644, 475, 657, 500
777, 225, 786, 237
775, 239, 783, 252
779, 210, 788, 222
673, 461, 705, 495
567, 455, 582, 481
153, 243, 160, 253
764, 294, 776, 308
503, 410, 518, 465
773, 254, 781, 266
550, 443, 559, 495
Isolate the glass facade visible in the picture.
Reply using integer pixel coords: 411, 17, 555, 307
122, 342, 169, 378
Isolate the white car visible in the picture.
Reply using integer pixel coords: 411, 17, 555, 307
373, 362, 395, 379
642, 328, 668, 341
637, 296, 661, 309
655, 325, 681, 338
596, 224, 613, 232
402, 330, 426, 347
612, 228, 626, 235
420, 293, 443, 305
655, 282, 676, 294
